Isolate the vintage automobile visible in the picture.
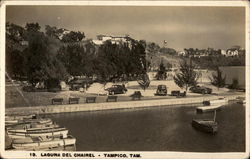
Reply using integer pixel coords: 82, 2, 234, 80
189, 85, 212, 94
155, 85, 167, 96
105, 84, 127, 95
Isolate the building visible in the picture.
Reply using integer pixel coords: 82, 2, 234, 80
219, 66, 245, 88
92, 35, 132, 46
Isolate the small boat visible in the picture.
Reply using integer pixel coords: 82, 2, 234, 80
5, 114, 39, 126
7, 127, 68, 139
6, 117, 53, 126
6, 122, 60, 133
203, 98, 228, 106
236, 99, 246, 105
5, 114, 37, 121
192, 110, 218, 134
196, 104, 222, 113
11, 144, 76, 151
12, 135, 76, 150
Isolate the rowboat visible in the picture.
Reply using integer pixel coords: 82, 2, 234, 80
192, 119, 218, 134
6, 122, 60, 133
192, 110, 218, 134
196, 104, 222, 113
5, 114, 37, 121
203, 98, 228, 106
12, 135, 76, 150
11, 144, 76, 151
7, 127, 68, 139
6, 118, 52, 126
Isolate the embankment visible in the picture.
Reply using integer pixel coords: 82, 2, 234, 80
5, 94, 244, 115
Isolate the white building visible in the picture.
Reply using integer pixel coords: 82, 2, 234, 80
92, 35, 132, 46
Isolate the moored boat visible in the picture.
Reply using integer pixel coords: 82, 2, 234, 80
6, 117, 53, 126
192, 119, 218, 134
196, 104, 222, 113
7, 127, 68, 139
12, 135, 76, 150
5, 114, 37, 121
192, 110, 218, 134
6, 122, 60, 133
203, 98, 228, 106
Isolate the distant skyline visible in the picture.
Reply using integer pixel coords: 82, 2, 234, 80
6, 6, 245, 51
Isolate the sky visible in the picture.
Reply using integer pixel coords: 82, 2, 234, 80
6, 5, 246, 51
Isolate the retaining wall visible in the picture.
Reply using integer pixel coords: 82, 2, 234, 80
5, 94, 244, 115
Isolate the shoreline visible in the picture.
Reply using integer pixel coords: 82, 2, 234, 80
5, 93, 245, 116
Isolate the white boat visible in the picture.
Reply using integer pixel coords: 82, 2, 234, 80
197, 104, 223, 113
12, 135, 76, 150
5, 114, 37, 121
203, 98, 228, 106
11, 144, 76, 151
7, 127, 68, 139
7, 122, 60, 133
22, 118, 52, 124
5, 114, 38, 125
6, 117, 52, 126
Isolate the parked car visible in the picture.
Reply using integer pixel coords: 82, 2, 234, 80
105, 84, 127, 95
155, 85, 167, 96
189, 85, 212, 94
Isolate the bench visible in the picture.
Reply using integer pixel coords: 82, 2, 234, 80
171, 90, 180, 96
52, 98, 63, 105
86, 97, 96, 103
131, 91, 142, 100
69, 97, 80, 104
106, 96, 118, 102
177, 91, 186, 98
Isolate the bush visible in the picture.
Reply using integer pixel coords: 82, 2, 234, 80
228, 79, 239, 89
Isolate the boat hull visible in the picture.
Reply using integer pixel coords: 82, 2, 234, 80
12, 136, 76, 150
7, 128, 68, 139
196, 104, 222, 113
192, 119, 218, 134
7, 123, 60, 133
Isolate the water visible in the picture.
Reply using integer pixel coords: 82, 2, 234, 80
48, 103, 245, 152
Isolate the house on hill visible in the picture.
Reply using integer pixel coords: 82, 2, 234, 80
92, 35, 133, 47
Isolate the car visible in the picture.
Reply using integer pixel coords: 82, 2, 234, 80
155, 85, 167, 96
105, 84, 127, 95
189, 85, 212, 94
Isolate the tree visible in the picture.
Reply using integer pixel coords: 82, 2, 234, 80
61, 31, 85, 43
24, 25, 68, 86
159, 47, 177, 56
137, 73, 150, 91
155, 62, 167, 80
210, 67, 226, 90
57, 43, 95, 77
228, 78, 239, 90
25, 22, 41, 32
6, 22, 27, 79
173, 59, 199, 92
45, 25, 64, 40
146, 42, 160, 54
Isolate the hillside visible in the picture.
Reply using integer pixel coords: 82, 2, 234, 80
147, 52, 181, 70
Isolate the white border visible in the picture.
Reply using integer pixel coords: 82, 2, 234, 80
0, 1, 249, 159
